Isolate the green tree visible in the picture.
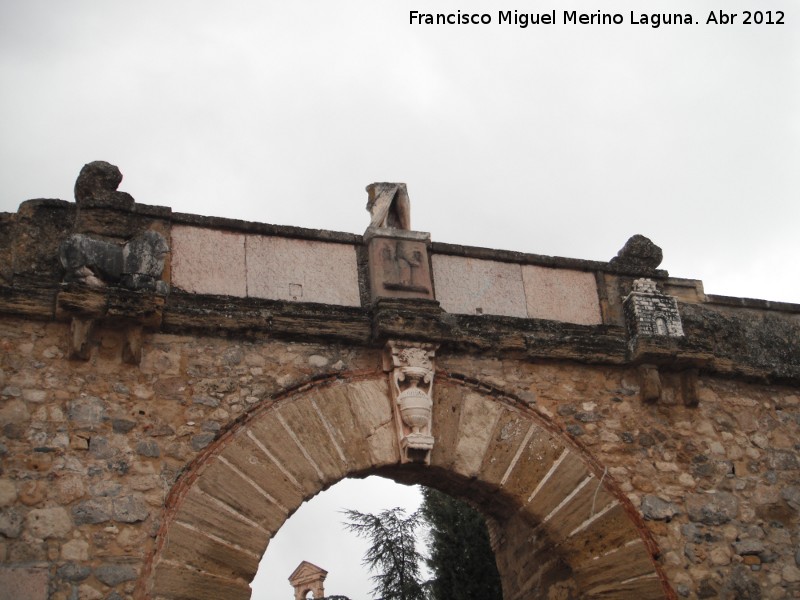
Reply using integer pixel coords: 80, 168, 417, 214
343, 507, 428, 600
420, 488, 503, 600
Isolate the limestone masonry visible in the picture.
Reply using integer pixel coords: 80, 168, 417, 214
1, 162, 799, 599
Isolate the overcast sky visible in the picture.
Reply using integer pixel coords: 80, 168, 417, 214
1, 0, 798, 598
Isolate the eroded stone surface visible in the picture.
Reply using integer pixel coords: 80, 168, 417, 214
432, 254, 527, 317
0, 566, 48, 600
171, 225, 247, 296
522, 265, 602, 325
246, 236, 360, 306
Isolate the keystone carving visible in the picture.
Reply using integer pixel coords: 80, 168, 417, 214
383, 340, 438, 464
610, 234, 663, 272
59, 230, 169, 294
366, 182, 411, 230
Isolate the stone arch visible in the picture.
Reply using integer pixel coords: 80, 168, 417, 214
141, 373, 674, 600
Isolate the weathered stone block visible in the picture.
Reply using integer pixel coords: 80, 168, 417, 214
0, 507, 24, 538
72, 498, 112, 525
641, 495, 680, 521
451, 392, 504, 478
247, 235, 361, 306
66, 396, 107, 431
686, 491, 739, 525
522, 265, 602, 325
0, 566, 48, 600
0, 479, 17, 507
431, 254, 527, 317
25, 507, 71, 539
170, 225, 247, 296
111, 494, 149, 523
93, 563, 138, 587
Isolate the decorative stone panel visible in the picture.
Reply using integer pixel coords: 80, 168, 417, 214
365, 228, 433, 302
624, 278, 685, 340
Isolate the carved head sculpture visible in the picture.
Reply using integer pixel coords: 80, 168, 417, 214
74, 160, 135, 210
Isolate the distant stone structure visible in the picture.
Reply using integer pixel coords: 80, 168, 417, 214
0, 162, 799, 600
289, 561, 327, 600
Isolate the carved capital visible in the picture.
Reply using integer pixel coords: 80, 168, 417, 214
383, 340, 439, 464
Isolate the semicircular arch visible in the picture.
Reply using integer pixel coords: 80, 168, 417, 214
142, 373, 673, 600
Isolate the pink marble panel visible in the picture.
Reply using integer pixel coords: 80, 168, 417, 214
170, 225, 247, 296
522, 265, 601, 325
431, 255, 527, 318
246, 236, 361, 306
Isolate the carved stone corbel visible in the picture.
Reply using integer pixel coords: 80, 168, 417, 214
383, 340, 439, 464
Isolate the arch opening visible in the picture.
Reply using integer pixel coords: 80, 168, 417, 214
253, 476, 425, 598
143, 374, 671, 600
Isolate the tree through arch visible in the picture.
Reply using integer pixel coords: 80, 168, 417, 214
140, 374, 673, 599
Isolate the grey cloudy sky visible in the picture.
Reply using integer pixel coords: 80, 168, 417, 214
1, 0, 798, 597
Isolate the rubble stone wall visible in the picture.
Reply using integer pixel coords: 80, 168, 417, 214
1, 317, 798, 599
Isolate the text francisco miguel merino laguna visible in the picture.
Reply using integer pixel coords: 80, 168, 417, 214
409, 9, 785, 27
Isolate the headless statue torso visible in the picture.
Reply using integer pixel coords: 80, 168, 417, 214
366, 182, 411, 230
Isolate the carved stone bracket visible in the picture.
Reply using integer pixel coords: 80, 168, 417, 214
637, 363, 700, 407
56, 284, 165, 365
383, 340, 439, 464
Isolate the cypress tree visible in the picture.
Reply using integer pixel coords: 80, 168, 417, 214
420, 488, 503, 600
342, 507, 427, 600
